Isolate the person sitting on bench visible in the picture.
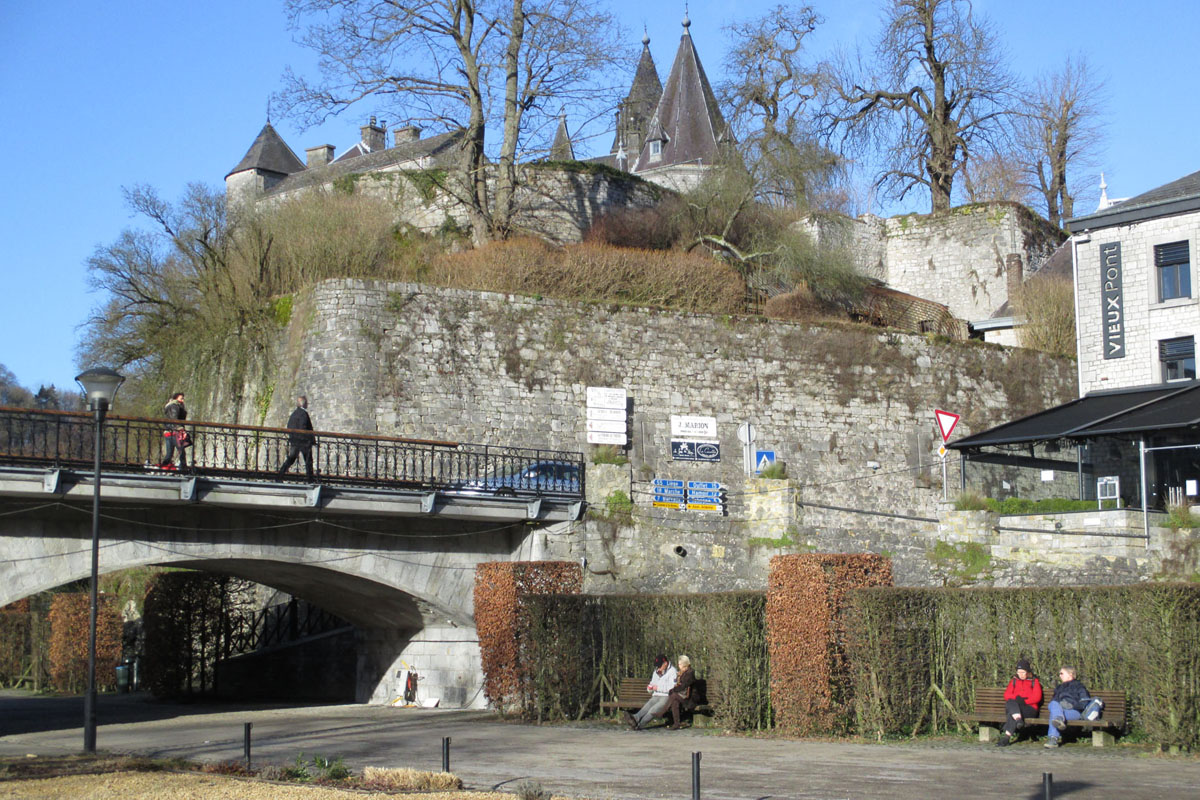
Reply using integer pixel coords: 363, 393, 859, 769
1044, 666, 1104, 748
663, 655, 698, 731
997, 657, 1042, 746
625, 654, 676, 730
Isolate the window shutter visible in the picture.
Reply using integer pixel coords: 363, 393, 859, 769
1155, 241, 1190, 266
1159, 337, 1195, 359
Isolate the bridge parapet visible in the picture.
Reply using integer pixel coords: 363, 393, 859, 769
0, 406, 584, 500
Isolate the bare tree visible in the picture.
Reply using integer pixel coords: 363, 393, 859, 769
279, 0, 620, 244
961, 146, 1031, 205
820, 0, 1016, 212
1016, 56, 1107, 227
721, 4, 843, 210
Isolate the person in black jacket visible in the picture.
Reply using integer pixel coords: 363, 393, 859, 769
159, 392, 188, 470
278, 396, 316, 481
1044, 666, 1104, 748
663, 655, 698, 730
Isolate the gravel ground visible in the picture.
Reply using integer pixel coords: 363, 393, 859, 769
0, 772, 520, 800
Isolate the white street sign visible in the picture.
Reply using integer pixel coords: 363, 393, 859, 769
587, 386, 627, 410
586, 406, 627, 421
587, 431, 628, 445
587, 419, 627, 433
671, 414, 717, 439
737, 422, 756, 444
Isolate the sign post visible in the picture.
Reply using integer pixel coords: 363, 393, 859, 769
934, 409, 960, 501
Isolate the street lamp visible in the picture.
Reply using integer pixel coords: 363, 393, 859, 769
74, 367, 124, 753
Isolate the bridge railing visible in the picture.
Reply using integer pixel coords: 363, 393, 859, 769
0, 406, 585, 497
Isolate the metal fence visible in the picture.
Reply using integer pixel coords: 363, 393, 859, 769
0, 406, 585, 497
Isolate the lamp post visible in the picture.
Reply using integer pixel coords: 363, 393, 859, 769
74, 367, 124, 753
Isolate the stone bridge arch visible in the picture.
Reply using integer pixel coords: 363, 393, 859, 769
0, 501, 555, 706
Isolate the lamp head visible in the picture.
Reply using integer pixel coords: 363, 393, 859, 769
75, 368, 125, 413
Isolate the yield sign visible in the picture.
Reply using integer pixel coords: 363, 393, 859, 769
934, 409, 960, 443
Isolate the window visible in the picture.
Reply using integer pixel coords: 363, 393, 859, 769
649, 140, 662, 156
1160, 336, 1196, 382
1156, 241, 1191, 301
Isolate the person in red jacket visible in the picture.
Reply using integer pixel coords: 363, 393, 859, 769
997, 657, 1043, 746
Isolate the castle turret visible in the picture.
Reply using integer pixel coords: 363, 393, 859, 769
225, 123, 306, 204
550, 113, 575, 161
611, 30, 662, 168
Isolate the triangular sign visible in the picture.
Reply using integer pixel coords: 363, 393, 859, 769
934, 409, 960, 443
757, 454, 773, 471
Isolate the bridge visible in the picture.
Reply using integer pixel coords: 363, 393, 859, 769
0, 406, 586, 706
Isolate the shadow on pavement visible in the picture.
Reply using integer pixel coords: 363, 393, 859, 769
0, 689, 340, 737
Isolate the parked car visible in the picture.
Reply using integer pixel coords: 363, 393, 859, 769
455, 460, 582, 497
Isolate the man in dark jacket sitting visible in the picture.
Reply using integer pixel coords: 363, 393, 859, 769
278, 396, 316, 481
1044, 666, 1103, 748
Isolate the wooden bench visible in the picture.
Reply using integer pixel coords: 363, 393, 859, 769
964, 688, 1128, 746
599, 676, 716, 727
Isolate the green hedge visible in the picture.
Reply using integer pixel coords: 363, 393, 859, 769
844, 584, 1200, 748
518, 592, 770, 729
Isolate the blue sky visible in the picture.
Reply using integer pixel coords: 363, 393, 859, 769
0, 0, 1194, 396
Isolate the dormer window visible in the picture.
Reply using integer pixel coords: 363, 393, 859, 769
650, 140, 662, 156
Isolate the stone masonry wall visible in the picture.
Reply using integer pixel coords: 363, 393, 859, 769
1075, 209, 1200, 394
256, 279, 1111, 596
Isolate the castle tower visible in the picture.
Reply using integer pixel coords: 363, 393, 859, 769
610, 30, 662, 170
225, 123, 306, 204
632, 14, 729, 190
550, 113, 575, 161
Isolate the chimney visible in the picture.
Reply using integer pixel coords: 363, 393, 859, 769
392, 125, 421, 146
305, 144, 335, 167
361, 116, 387, 152
1006, 254, 1024, 302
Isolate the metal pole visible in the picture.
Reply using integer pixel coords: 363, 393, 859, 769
1042, 771, 1053, 799
442, 736, 451, 773
691, 751, 701, 800
1140, 438, 1149, 542
84, 401, 105, 753
244, 722, 252, 765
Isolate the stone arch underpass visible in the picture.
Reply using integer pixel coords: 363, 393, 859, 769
0, 499, 564, 707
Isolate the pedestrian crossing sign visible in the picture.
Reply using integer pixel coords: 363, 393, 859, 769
755, 451, 776, 473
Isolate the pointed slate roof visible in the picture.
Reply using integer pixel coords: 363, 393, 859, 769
226, 123, 306, 179
610, 34, 663, 156
550, 115, 575, 160
632, 18, 728, 174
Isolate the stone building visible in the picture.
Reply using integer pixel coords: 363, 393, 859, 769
952, 167, 1200, 511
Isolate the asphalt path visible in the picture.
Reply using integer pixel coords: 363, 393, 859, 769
1, 691, 1197, 799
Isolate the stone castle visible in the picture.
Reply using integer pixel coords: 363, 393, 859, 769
225, 16, 1065, 342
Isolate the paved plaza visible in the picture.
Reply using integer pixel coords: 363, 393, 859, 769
1, 691, 1197, 799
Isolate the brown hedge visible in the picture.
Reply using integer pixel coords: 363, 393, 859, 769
474, 561, 581, 712
48, 593, 121, 694
843, 584, 1200, 748
767, 553, 893, 733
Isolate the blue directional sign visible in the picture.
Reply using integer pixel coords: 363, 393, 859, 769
653, 495, 684, 504
652, 479, 685, 488
687, 481, 723, 490
687, 489, 724, 500
654, 486, 686, 497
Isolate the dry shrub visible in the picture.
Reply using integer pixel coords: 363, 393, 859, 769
48, 594, 121, 694
763, 284, 843, 323
1014, 275, 1076, 357
766, 554, 893, 733
361, 767, 462, 791
474, 561, 582, 712
427, 239, 746, 314
251, 191, 407, 292
586, 196, 685, 250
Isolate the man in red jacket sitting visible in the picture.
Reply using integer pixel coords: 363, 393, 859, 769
997, 657, 1042, 746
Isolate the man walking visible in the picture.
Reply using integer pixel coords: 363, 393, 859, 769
278, 396, 316, 481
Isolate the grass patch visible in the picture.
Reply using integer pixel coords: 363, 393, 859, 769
591, 444, 629, 465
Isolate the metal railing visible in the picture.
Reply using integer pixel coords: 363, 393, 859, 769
0, 406, 585, 497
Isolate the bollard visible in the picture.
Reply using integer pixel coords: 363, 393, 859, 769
443, 736, 451, 773
244, 722, 252, 766
1043, 772, 1052, 800
692, 751, 701, 800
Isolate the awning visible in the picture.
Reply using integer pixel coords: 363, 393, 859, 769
949, 382, 1200, 450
